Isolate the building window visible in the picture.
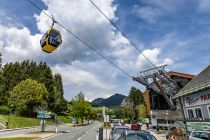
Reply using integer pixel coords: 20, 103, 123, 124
208, 106, 210, 117
188, 109, 194, 118
195, 108, 203, 118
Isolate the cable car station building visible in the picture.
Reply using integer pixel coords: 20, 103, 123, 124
173, 66, 210, 131
145, 71, 193, 129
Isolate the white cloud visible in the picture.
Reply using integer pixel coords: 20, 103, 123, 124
136, 48, 160, 69
198, 0, 210, 12
132, 0, 184, 23
0, 0, 177, 100
133, 6, 162, 23
0, 25, 42, 63
52, 64, 115, 90
158, 58, 174, 66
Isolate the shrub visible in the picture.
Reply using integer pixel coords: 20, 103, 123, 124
0, 106, 10, 115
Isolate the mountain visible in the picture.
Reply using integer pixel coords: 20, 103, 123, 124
92, 94, 126, 107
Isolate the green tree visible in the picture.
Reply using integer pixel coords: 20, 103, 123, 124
71, 92, 96, 125
9, 79, 49, 116
37, 62, 55, 110
0, 53, 2, 69
127, 87, 145, 120
75, 91, 85, 101
0, 73, 6, 105
53, 74, 67, 114
138, 104, 146, 119
1, 60, 67, 114
113, 107, 124, 119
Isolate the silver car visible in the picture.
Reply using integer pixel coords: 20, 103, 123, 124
110, 126, 130, 140
189, 131, 210, 140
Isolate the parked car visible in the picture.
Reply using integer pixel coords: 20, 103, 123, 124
110, 126, 130, 140
131, 121, 141, 131
118, 130, 157, 140
111, 119, 124, 127
189, 131, 210, 140
113, 121, 122, 126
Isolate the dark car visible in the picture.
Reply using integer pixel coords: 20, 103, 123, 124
131, 122, 141, 131
118, 130, 157, 140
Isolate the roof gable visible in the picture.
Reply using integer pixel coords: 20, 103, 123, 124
173, 66, 210, 98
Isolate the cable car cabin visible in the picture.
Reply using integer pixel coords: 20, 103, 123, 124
40, 28, 62, 53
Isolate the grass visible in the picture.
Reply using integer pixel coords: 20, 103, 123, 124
0, 115, 55, 128
57, 115, 72, 123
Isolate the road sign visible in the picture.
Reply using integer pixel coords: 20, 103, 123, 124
37, 111, 51, 119
71, 118, 76, 121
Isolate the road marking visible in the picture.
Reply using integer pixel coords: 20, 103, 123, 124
42, 133, 63, 140
76, 124, 98, 140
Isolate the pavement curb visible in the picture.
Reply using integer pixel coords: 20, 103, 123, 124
0, 126, 37, 132
0, 124, 59, 133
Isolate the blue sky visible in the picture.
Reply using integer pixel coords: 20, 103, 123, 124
0, 0, 210, 101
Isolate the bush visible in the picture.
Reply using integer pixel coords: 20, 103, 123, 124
0, 106, 10, 115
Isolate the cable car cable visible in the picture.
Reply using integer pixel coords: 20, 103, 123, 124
27, 0, 133, 79
89, 0, 156, 68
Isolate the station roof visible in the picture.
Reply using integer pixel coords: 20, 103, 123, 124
173, 65, 210, 99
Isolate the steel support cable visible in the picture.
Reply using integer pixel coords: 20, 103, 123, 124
27, 0, 132, 79
89, 0, 156, 68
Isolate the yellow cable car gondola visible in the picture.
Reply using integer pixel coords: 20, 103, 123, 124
40, 19, 62, 53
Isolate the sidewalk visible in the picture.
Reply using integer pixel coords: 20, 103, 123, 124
0, 126, 37, 132
103, 128, 110, 140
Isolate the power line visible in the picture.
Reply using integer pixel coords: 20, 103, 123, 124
89, 0, 156, 68
27, 0, 132, 79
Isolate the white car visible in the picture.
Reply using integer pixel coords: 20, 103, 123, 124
189, 131, 210, 140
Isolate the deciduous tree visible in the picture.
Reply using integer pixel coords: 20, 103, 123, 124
9, 79, 49, 116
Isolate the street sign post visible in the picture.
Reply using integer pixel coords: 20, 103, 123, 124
37, 111, 51, 132
71, 118, 77, 126
37, 111, 51, 119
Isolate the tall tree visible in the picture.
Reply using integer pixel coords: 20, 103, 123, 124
0, 73, 6, 105
138, 104, 146, 119
54, 74, 64, 97
71, 92, 96, 125
9, 79, 49, 116
38, 62, 55, 110
2, 60, 65, 113
127, 87, 145, 120
0, 53, 2, 69
75, 92, 85, 101
53, 74, 67, 114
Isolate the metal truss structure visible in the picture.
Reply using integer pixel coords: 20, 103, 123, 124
132, 65, 178, 110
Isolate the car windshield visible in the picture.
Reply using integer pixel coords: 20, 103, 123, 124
114, 128, 129, 134
127, 134, 145, 140
126, 134, 156, 140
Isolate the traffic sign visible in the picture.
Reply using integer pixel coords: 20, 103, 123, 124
37, 111, 51, 119
71, 118, 76, 121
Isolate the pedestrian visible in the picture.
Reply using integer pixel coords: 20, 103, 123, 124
146, 123, 149, 130
157, 124, 160, 132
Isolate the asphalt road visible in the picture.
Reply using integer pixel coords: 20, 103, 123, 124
48, 122, 99, 140
0, 122, 99, 140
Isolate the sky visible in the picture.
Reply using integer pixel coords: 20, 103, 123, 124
0, 0, 210, 101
